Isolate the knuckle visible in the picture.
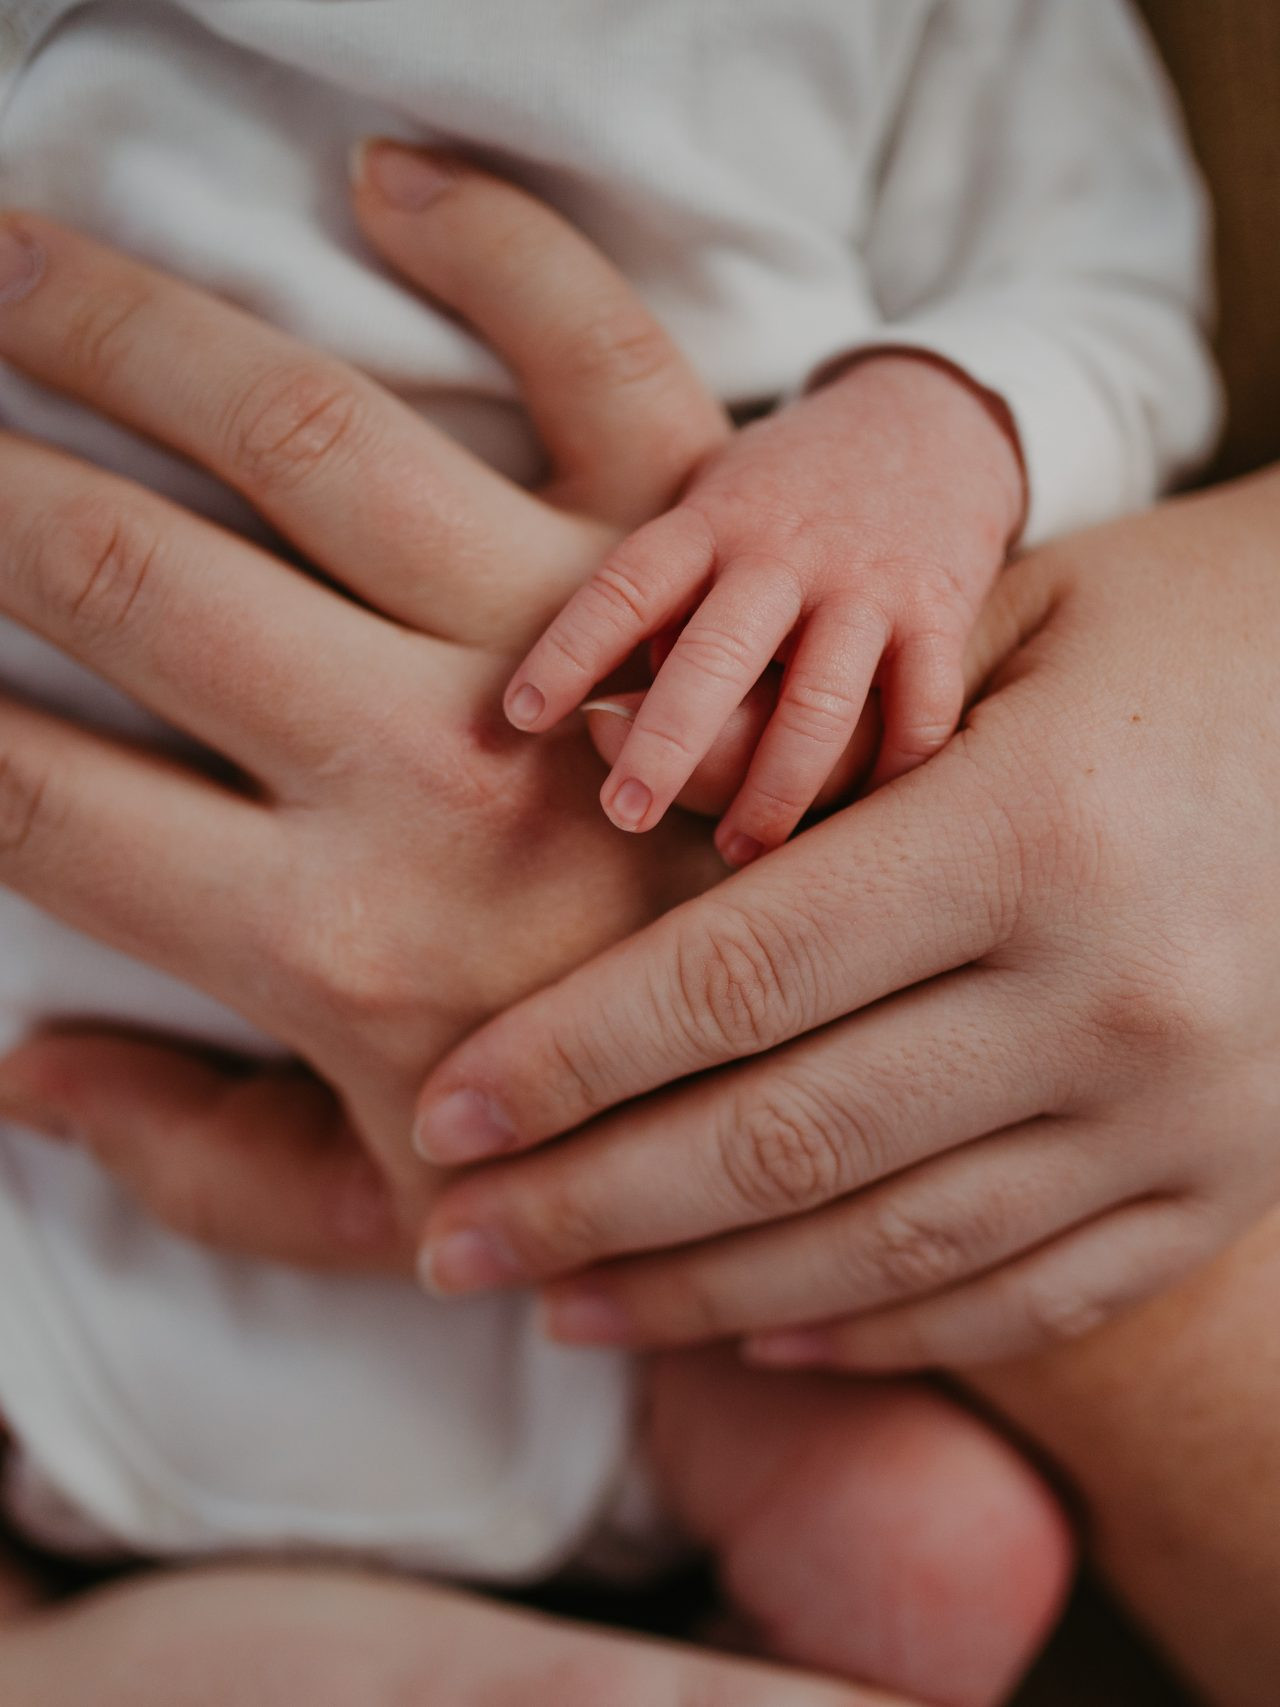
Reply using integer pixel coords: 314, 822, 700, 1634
721, 1083, 848, 1214
672, 622, 757, 685
776, 676, 861, 744
223, 362, 369, 493
865, 1200, 969, 1297
563, 305, 676, 395
271, 904, 419, 1050
585, 550, 660, 632
1022, 1279, 1112, 1347
30, 494, 160, 644
519, 1178, 612, 1272
0, 743, 55, 860
671, 906, 805, 1056
60, 281, 153, 389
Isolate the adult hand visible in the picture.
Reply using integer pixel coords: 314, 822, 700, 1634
413, 471, 1280, 1366
0, 148, 731, 1252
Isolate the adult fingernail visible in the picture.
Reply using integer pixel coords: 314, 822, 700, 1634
359, 142, 457, 211
742, 1329, 835, 1368
413, 1088, 517, 1165
506, 683, 545, 729
606, 777, 652, 831
0, 224, 44, 306
542, 1288, 633, 1345
581, 700, 636, 722
721, 833, 763, 869
418, 1227, 525, 1296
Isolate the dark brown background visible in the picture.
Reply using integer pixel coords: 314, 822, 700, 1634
1138, 0, 1280, 482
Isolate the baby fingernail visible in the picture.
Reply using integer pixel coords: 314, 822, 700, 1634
506, 683, 546, 729
607, 777, 652, 831
419, 1227, 525, 1296
542, 1288, 633, 1345
742, 1329, 834, 1368
413, 1088, 517, 1164
0, 225, 44, 305
721, 833, 763, 869
360, 142, 457, 211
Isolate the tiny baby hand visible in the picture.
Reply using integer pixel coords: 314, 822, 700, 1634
505, 353, 1026, 863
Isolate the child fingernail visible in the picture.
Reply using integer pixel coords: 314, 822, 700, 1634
360, 142, 457, 211
0, 224, 44, 306
418, 1227, 525, 1296
721, 833, 763, 868
606, 777, 652, 831
413, 1088, 517, 1164
506, 683, 545, 728
542, 1288, 633, 1345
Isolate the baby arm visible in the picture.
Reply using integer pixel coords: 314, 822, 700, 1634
507, 0, 1220, 863
506, 350, 1024, 863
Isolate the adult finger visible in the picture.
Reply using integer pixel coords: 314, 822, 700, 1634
0, 694, 274, 982
351, 143, 730, 529
418, 969, 1062, 1292
0, 211, 566, 641
0, 435, 420, 783
413, 741, 1025, 1165
538, 1117, 1147, 1348
743, 1198, 1221, 1372
0, 1032, 407, 1272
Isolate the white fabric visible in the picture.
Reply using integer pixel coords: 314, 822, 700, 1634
0, 0, 1218, 1573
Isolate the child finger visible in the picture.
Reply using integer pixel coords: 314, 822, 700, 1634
715, 605, 885, 862
504, 508, 714, 732
599, 561, 803, 833
872, 628, 966, 786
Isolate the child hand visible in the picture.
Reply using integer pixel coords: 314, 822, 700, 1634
505, 353, 1026, 863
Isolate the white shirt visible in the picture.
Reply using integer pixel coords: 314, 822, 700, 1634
0, 0, 1219, 1574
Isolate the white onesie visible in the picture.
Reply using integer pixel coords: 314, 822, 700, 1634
0, 0, 1219, 1579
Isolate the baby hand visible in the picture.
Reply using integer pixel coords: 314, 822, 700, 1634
505, 353, 1026, 864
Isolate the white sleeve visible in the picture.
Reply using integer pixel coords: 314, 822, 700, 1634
851, 0, 1222, 544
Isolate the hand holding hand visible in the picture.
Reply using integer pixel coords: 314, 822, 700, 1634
507, 352, 1025, 862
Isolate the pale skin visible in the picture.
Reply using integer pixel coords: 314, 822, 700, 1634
505, 345, 1026, 863
0, 152, 1070, 1707
4, 149, 1280, 1704
415, 473, 1280, 1374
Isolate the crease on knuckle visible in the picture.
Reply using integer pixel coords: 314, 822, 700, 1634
583, 551, 659, 633
563, 306, 675, 395
61, 282, 153, 389
224, 363, 368, 493
673, 623, 757, 686
866, 1199, 970, 1297
1023, 1278, 1111, 1347
776, 676, 861, 743
0, 745, 53, 859
517, 1174, 610, 1272
45, 498, 160, 643
721, 1082, 847, 1214
671, 906, 803, 1057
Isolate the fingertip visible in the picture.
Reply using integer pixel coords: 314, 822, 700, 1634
602, 774, 656, 833
715, 827, 764, 869
504, 680, 547, 731
350, 138, 459, 213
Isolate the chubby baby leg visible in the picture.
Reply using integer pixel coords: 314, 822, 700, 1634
645, 1349, 1075, 1707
